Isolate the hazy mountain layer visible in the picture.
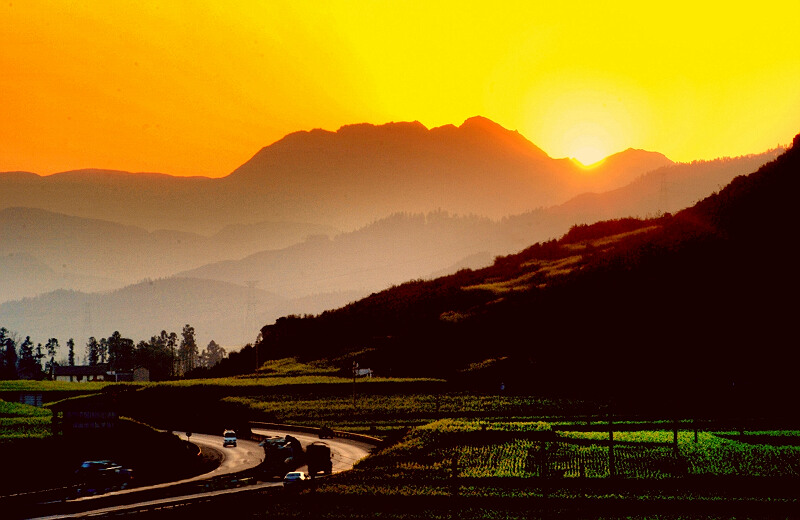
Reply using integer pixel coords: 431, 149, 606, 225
0, 207, 336, 302
174, 148, 783, 301
0, 117, 671, 234
0, 277, 365, 351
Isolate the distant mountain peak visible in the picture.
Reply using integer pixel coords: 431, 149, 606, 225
270, 116, 527, 150
337, 120, 428, 136
458, 115, 508, 132
603, 147, 672, 165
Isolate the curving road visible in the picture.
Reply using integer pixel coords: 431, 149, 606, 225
31, 429, 376, 519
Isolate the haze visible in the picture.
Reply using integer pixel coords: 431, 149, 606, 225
2, 1, 798, 176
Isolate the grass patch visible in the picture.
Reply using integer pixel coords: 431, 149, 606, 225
0, 380, 111, 393
0, 399, 52, 417
254, 357, 341, 377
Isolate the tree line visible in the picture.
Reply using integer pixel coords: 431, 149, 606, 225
0, 325, 226, 381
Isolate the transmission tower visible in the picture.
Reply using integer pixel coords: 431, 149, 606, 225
244, 281, 258, 345
658, 171, 669, 217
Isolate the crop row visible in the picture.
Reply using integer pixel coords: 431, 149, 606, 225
356, 421, 800, 482
226, 395, 568, 430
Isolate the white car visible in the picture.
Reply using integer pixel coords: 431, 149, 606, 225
223, 429, 237, 447
283, 471, 310, 488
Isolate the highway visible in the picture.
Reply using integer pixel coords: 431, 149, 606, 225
28, 428, 376, 519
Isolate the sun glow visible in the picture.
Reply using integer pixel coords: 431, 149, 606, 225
564, 124, 612, 166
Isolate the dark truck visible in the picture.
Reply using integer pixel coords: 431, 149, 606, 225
306, 441, 332, 478
259, 436, 333, 479
259, 435, 304, 478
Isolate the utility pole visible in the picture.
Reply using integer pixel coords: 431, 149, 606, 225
352, 360, 358, 408
245, 281, 258, 346
82, 303, 92, 358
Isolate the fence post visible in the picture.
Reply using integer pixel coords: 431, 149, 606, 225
541, 441, 549, 500
450, 456, 458, 498
673, 417, 679, 455
608, 411, 615, 478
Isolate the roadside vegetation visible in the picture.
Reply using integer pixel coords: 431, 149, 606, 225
0, 397, 212, 497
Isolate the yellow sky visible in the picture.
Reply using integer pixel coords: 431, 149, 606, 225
2, 1, 799, 176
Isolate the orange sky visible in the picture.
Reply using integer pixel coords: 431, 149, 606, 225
2, 1, 799, 176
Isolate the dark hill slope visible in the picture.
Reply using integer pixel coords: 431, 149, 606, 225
244, 134, 800, 412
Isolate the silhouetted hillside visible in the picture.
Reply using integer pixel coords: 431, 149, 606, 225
244, 134, 800, 413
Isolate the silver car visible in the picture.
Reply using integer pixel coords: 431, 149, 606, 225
223, 429, 237, 447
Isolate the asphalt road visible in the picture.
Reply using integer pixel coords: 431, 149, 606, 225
31, 428, 376, 519
250, 427, 375, 475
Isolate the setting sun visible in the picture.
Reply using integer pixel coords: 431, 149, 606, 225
564, 125, 613, 166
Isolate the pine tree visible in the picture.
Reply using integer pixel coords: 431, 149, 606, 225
67, 338, 75, 366
86, 337, 99, 366
17, 336, 42, 380
178, 324, 198, 377
0, 328, 19, 379
44, 338, 59, 379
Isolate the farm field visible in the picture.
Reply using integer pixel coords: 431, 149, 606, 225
351, 419, 800, 481
0, 400, 52, 440
237, 419, 800, 519
3, 372, 800, 518
226, 393, 581, 434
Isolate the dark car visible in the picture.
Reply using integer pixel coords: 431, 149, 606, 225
318, 426, 335, 439
74, 460, 134, 496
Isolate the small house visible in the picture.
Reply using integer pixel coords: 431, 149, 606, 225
53, 364, 110, 383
